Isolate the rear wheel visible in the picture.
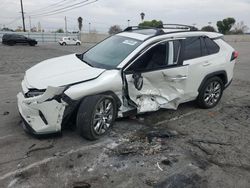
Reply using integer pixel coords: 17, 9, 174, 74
197, 77, 224, 109
76, 42, 81, 45
62, 42, 66, 46
29, 42, 35, 46
76, 95, 117, 140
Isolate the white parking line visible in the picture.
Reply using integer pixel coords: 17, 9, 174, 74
0, 134, 13, 140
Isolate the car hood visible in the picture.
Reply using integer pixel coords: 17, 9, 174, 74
25, 54, 105, 89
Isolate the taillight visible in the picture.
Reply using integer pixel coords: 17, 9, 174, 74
231, 51, 239, 61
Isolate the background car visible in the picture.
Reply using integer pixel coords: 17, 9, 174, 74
59, 37, 81, 46
2, 34, 38, 46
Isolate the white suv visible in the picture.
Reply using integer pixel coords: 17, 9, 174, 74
59, 37, 81, 45
17, 24, 238, 140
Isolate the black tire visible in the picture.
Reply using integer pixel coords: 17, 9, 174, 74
8, 41, 15, 46
76, 42, 80, 45
62, 42, 66, 46
76, 95, 117, 140
29, 42, 35, 46
197, 76, 224, 109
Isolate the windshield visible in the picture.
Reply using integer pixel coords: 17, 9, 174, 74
82, 35, 142, 69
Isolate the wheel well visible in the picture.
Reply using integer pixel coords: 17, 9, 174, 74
198, 71, 228, 92
62, 91, 121, 128
216, 74, 227, 85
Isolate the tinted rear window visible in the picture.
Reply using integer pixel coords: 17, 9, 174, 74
184, 37, 201, 60
204, 37, 220, 55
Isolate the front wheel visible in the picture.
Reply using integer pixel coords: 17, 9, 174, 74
197, 77, 224, 109
8, 41, 15, 46
76, 95, 117, 140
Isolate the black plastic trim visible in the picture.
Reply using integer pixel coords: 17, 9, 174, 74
224, 79, 232, 89
39, 111, 48, 125
198, 71, 228, 92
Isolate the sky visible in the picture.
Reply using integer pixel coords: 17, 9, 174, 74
0, 0, 249, 33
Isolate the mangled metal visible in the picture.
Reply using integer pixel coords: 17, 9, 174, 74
17, 86, 67, 134
125, 65, 189, 112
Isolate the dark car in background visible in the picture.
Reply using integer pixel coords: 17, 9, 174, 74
2, 34, 37, 46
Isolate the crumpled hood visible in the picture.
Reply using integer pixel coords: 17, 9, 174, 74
25, 54, 105, 89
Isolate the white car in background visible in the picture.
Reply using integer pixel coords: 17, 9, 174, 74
17, 24, 238, 140
59, 37, 81, 45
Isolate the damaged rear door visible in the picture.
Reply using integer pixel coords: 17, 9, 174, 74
124, 39, 189, 112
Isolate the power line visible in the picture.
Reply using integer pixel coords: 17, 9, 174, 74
29, 0, 94, 17
28, 0, 78, 14
3, 17, 21, 26
28, 0, 67, 13
29, 1, 98, 18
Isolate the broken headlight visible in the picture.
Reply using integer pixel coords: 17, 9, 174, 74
25, 89, 46, 98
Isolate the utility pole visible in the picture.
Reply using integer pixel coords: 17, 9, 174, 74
20, 0, 26, 32
88, 22, 91, 33
65, 16, 68, 35
29, 16, 31, 32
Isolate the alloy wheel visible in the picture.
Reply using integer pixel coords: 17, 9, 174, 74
204, 81, 222, 106
93, 98, 114, 135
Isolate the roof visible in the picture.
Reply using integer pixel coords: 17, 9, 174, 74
117, 24, 223, 41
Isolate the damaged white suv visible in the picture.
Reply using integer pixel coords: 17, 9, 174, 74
17, 24, 238, 140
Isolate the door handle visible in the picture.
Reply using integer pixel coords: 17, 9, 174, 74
169, 76, 187, 81
203, 61, 211, 66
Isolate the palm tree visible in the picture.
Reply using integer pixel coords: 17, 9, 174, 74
77, 17, 83, 32
140, 12, 145, 22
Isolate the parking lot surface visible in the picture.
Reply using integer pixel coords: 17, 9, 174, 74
0, 42, 249, 188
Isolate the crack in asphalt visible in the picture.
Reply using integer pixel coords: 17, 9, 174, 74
26, 140, 55, 157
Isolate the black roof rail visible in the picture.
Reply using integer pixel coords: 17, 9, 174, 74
123, 24, 199, 38
124, 26, 162, 31
161, 24, 198, 31
124, 26, 165, 35
124, 24, 198, 32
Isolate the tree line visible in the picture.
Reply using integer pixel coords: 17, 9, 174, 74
107, 17, 249, 35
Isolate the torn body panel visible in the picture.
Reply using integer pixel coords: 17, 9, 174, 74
17, 86, 67, 135
125, 66, 190, 113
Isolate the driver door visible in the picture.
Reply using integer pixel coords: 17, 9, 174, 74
124, 39, 189, 112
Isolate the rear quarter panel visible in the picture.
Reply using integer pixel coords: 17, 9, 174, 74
183, 38, 235, 98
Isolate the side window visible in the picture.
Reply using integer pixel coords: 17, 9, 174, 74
204, 37, 220, 55
200, 37, 208, 56
173, 40, 181, 64
127, 42, 170, 72
15, 35, 24, 39
184, 37, 202, 60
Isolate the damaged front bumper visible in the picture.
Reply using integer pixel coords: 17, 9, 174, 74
17, 86, 67, 135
